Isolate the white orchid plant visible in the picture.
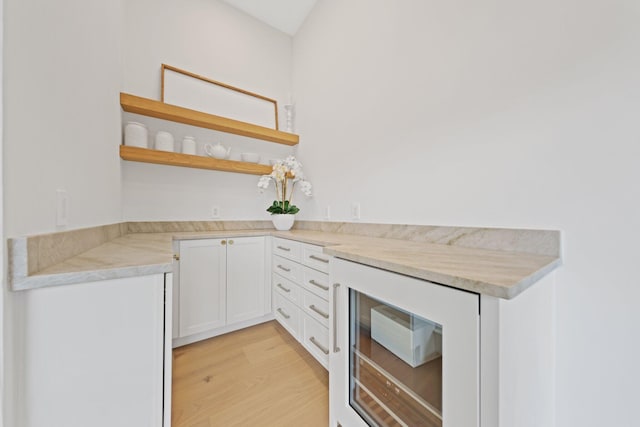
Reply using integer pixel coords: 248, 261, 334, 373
258, 156, 312, 215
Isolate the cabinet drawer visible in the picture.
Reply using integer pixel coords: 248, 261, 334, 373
272, 274, 300, 305
273, 293, 300, 340
272, 255, 302, 283
301, 243, 331, 273
272, 237, 302, 262
302, 315, 329, 368
302, 266, 330, 301
302, 288, 330, 328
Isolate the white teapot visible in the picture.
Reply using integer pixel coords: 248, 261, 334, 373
204, 142, 231, 159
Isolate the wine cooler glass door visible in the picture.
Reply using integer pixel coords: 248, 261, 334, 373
350, 290, 444, 426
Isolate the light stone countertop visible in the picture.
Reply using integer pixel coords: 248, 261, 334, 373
9, 228, 561, 299
275, 230, 560, 299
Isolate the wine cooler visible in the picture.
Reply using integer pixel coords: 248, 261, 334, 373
330, 258, 480, 427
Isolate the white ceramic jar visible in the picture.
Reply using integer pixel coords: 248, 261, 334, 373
124, 122, 148, 148
155, 131, 174, 152
181, 136, 196, 155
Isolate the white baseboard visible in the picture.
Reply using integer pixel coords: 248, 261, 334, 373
172, 313, 275, 348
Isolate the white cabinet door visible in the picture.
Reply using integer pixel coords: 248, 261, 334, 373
19, 275, 166, 427
226, 236, 266, 324
179, 238, 227, 337
163, 273, 173, 427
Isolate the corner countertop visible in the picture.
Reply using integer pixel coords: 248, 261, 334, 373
274, 230, 560, 299
9, 227, 561, 299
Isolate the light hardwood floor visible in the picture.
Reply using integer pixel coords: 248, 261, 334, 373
172, 321, 329, 427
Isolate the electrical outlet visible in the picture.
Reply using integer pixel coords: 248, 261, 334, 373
56, 189, 68, 226
211, 206, 221, 219
351, 202, 361, 220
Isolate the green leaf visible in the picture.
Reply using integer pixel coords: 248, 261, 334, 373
266, 200, 301, 215
288, 205, 300, 214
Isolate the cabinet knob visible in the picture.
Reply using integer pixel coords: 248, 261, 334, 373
221, 240, 227, 245
229, 240, 234, 245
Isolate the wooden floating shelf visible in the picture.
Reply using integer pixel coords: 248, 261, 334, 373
120, 92, 299, 146
120, 145, 273, 176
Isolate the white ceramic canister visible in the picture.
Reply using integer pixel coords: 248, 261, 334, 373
155, 131, 174, 152
124, 122, 148, 148
181, 136, 196, 155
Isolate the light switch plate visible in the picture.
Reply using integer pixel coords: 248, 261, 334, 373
351, 202, 361, 220
56, 189, 68, 226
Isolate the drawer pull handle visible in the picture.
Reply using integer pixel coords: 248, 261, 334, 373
309, 337, 329, 355
309, 254, 329, 264
276, 245, 291, 252
309, 279, 329, 291
277, 265, 291, 272
309, 304, 329, 319
276, 283, 291, 293
276, 308, 291, 319
333, 283, 341, 353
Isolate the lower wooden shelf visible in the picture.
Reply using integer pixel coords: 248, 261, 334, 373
120, 145, 272, 176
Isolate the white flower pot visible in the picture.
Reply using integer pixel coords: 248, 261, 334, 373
271, 214, 295, 231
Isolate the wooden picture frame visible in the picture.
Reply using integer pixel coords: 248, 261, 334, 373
161, 64, 279, 130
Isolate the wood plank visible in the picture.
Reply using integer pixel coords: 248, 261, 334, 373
172, 321, 328, 427
120, 145, 273, 176
120, 92, 299, 146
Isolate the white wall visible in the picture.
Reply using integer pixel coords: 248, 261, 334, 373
4, 0, 296, 231
0, 0, 4, 423
122, 0, 295, 221
293, 0, 640, 425
4, 0, 124, 237
4, 1, 124, 425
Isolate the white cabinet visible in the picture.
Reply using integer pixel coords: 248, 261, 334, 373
16, 274, 170, 427
330, 258, 479, 427
174, 236, 269, 346
272, 237, 333, 369
178, 238, 227, 336
227, 237, 267, 324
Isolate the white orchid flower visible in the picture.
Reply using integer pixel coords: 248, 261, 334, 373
299, 180, 312, 197
256, 156, 312, 214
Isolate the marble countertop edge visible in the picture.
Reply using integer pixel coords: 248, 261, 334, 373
11, 262, 173, 292
501, 257, 563, 299
170, 229, 275, 240
323, 245, 562, 300
8, 228, 562, 299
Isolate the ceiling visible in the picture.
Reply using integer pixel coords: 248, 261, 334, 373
221, 0, 317, 36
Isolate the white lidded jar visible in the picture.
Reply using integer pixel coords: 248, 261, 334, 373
155, 131, 174, 152
124, 122, 148, 148
181, 136, 196, 155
